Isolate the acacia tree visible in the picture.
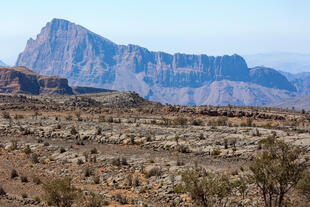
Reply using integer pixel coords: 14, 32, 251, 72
180, 169, 233, 207
249, 137, 306, 207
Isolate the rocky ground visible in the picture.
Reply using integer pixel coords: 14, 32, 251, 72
0, 92, 309, 206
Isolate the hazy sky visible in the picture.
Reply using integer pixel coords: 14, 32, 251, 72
1, 0, 310, 65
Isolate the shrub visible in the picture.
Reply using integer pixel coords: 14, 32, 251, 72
179, 169, 234, 207
21, 193, 28, 199
70, 127, 78, 135
176, 159, 184, 166
10, 140, 18, 151
0, 186, 6, 196
77, 159, 84, 165
42, 178, 77, 207
215, 117, 228, 126
121, 157, 128, 165
2, 111, 11, 119
96, 127, 102, 135
43, 142, 50, 147
60, 147, 66, 153
21, 175, 28, 183
106, 116, 113, 123
145, 167, 161, 178
115, 194, 128, 205
11, 169, 18, 179
34, 196, 41, 203
90, 147, 98, 154
85, 193, 102, 207
93, 176, 100, 184
172, 117, 187, 126
211, 148, 222, 156
24, 145, 31, 154
177, 145, 190, 153
84, 167, 93, 177
224, 139, 228, 149
111, 158, 121, 167
65, 115, 73, 121
33, 176, 41, 185
191, 119, 203, 126
31, 153, 39, 164
98, 115, 105, 122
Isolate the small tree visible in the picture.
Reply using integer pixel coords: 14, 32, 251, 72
179, 169, 233, 207
42, 178, 77, 207
249, 137, 306, 207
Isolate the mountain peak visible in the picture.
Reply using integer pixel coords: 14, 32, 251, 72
16, 19, 298, 106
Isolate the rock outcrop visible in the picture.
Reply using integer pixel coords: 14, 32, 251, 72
0, 66, 73, 95
0, 67, 111, 95
16, 18, 296, 106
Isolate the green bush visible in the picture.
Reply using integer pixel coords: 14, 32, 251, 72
24, 145, 31, 154
211, 148, 222, 156
179, 169, 234, 207
42, 177, 77, 207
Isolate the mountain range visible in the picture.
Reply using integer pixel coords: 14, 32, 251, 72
14, 18, 310, 106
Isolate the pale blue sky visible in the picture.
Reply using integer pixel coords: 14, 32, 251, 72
1, 0, 309, 65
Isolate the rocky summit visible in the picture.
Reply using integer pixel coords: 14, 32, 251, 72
16, 18, 296, 106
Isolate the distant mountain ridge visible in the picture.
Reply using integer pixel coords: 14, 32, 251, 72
244, 53, 310, 74
16, 18, 297, 106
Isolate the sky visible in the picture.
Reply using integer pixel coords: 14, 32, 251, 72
1, 0, 310, 65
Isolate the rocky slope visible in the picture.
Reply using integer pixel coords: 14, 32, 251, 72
16, 18, 296, 106
0, 66, 112, 95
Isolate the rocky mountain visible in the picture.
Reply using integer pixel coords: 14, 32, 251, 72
16, 18, 297, 106
279, 71, 310, 94
0, 66, 110, 95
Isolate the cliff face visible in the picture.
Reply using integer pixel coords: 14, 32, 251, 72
16, 18, 296, 105
16, 19, 250, 86
0, 67, 73, 95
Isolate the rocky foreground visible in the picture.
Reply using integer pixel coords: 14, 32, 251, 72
0, 92, 309, 206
